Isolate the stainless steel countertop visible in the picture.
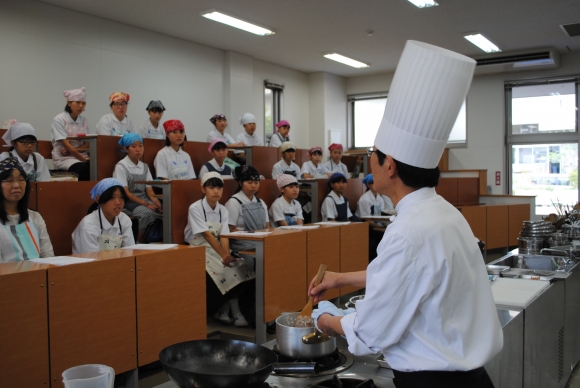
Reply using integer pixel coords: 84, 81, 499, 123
496, 308, 523, 329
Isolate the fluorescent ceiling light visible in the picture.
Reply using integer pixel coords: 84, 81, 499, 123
201, 10, 274, 36
407, 0, 438, 8
464, 34, 501, 53
324, 53, 369, 68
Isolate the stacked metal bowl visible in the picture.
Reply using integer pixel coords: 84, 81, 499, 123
518, 220, 555, 253
548, 232, 570, 247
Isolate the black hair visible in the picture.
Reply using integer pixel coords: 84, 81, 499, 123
165, 134, 188, 148
376, 149, 440, 189
87, 185, 129, 214
65, 104, 72, 113
212, 142, 227, 152
203, 177, 224, 188
0, 168, 31, 224
327, 175, 347, 189
310, 150, 322, 156
283, 182, 299, 189
148, 107, 164, 113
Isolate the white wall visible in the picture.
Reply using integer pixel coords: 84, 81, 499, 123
0, 0, 311, 147
346, 52, 580, 194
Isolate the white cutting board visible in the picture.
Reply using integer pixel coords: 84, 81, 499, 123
491, 278, 550, 307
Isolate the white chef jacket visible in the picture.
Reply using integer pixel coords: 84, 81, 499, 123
184, 197, 230, 243
269, 196, 303, 226
198, 158, 233, 179
321, 191, 352, 221
323, 160, 348, 176
96, 113, 137, 136
301, 161, 330, 178
113, 156, 153, 187
0, 151, 50, 182
269, 133, 289, 148
225, 192, 269, 231
138, 119, 165, 139
153, 146, 196, 180
207, 129, 235, 145
72, 208, 135, 254
340, 187, 503, 371
0, 212, 54, 263
51, 112, 90, 170
272, 159, 301, 179
235, 131, 264, 154
355, 190, 385, 218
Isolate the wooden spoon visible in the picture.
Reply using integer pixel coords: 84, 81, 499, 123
295, 264, 327, 327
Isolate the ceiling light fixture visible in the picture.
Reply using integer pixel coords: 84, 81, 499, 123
407, 0, 438, 8
464, 34, 501, 53
324, 53, 369, 68
201, 10, 274, 36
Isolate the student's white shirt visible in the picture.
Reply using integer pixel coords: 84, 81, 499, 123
207, 129, 235, 144
0, 151, 50, 182
184, 197, 230, 243
96, 113, 137, 136
269, 133, 289, 148
382, 195, 395, 213
324, 160, 349, 176
269, 196, 303, 226
72, 208, 135, 254
139, 119, 165, 139
51, 111, 89, 170
272, 159, 301, 179
301, 160, 330, 178
198, 158, 233, 179
225, 192, 269, 231
113, 156, 153, 187
356, 190, 385, 218
321, 191, 353, 221
234, 131, 264, 154
154, 146, 196, 180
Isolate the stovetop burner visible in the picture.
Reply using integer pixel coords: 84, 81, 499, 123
272, 345, 353, 377
312, 376, 381, 388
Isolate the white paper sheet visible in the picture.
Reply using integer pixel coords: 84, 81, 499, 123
121, 244, 178, 250
222, 231, 272, 236
279, 225, 320, 230
29, 257, 96, 266
315, 221, 351, 225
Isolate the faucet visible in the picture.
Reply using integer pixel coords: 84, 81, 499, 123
516, 256, 524, 269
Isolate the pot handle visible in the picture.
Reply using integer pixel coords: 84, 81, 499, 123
273, 362, 319, 375
302, 330, 332, 344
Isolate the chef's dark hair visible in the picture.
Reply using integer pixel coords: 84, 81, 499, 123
376, 149, 439, 189
203, 177, 224, 188
87, 185, 129, 214
165, 134, 188, 148
0, 168, 31, 224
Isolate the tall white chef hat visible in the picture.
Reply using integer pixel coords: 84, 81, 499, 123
374, 40, 476, 169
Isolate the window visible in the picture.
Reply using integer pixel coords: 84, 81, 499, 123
506, 77, 580, 215
264, 80, 284, 143
348, 93, 467, 149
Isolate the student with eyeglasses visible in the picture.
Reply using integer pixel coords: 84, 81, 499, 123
0, 121, 50, 182
0, 157, 54, 263
96, 92, 137, 136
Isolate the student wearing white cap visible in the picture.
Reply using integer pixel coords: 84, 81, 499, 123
271, 141, 301, 179
185, 172, 255, 327
309, 41, 502, 388
269, 174, 303, 227
234, 113, 263, 158
0, 122, 50, 182
139, 100, 166, 139
51, 87, 91, 180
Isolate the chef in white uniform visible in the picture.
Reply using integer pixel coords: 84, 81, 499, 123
72, 178, 135, 253
235, 113, 263, 157
139, 100, 166, 139
96, 92, 137, 136
309, 41, 503, 388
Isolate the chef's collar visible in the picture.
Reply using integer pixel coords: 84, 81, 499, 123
394, 187, 436, 216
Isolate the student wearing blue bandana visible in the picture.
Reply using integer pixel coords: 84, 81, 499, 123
72, 178, 135, 253
113, 133, 162, 240
0, 157, 54, 262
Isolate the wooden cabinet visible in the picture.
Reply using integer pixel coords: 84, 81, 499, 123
307, 226, 341, 301
340, 222, 369, 296
486, 205, 510, 249
457, 205, 487, 243
436, 178, 458, 204
509, 204, 530, 247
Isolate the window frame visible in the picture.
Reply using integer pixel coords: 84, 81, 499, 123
264, 80, 284, 143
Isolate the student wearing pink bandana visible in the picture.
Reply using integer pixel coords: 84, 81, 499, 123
153, 119, 196, 180
96, 92, 137, 136
300, 146, 331, 179
324, 143, 349, 176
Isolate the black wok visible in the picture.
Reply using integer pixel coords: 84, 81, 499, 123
160, 339, 319, 388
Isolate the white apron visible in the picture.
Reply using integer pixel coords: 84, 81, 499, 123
52, 113, 89, 170
97, 210, 123, 251
190, 214, 255, 295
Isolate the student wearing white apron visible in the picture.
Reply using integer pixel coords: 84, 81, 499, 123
324, 143, 349, 176
0, 157, 54, 263
138, 100, 166, 139
96, 92, 137, 136
225, 165, 270, 269
0, 122, 50, 182
51, 87, 91, 180
301, 146, 331, 179
185, 172, 255, 327
153, 120, 196, 180
269, 174, 304, 227
234, 113, 263, 159
72, 178, 135, 253
269, 120, 291, 148
321, 173, 359, 222
271, 141, 301, 179
356, 174, 388, 261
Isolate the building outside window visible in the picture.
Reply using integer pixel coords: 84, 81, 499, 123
264, 80, 284, 144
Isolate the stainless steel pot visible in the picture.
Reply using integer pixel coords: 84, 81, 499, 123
275, 312, 336, 359
518, 237, 544, 254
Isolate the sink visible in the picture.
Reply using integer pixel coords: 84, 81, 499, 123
489, 254, 579, 272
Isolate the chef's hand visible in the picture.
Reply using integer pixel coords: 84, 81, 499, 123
309, 271, 341, 304
312, 301, 354, 334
